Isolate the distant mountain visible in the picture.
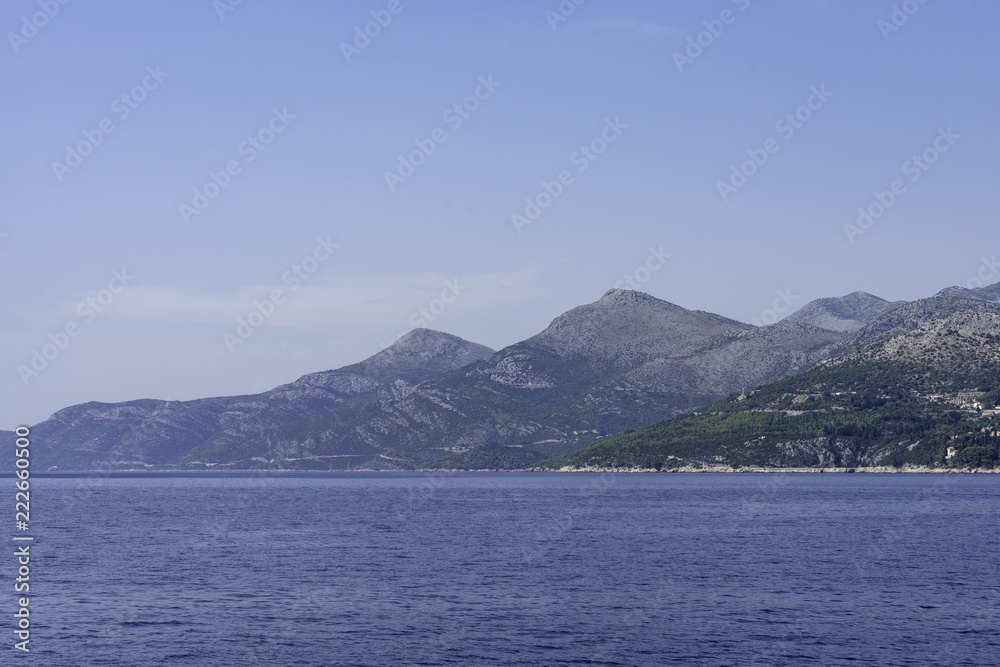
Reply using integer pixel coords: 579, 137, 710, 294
411, 291, 844, 468
934, 281, 1000, 303
18, 290, 845, 471
18, 282, 1000, 472
544, 299, 1000, 471
20, 329, 494, 471
338, 328, 495, 383
236, 289, 768, 469
526, 289, 749, 362
784, 291, 905, 332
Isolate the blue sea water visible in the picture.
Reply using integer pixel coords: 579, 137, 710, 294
19, 472, 1000, 666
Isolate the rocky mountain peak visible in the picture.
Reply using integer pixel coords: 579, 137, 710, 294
348, 329, 495, 382
530, 290, 749, 364
597, 288, 671, 307
784, 291, 904, 333
934, 280, 1000, 303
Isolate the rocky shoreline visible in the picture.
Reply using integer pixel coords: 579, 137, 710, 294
25, 464, 1000, 474
545, 465, 999, 474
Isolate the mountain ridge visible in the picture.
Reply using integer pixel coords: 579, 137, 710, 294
783, 291, 905, 332
543, 297, 1000, 472
14, 281, 1000, 472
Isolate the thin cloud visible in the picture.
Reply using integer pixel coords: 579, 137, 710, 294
44, 262, 563, 330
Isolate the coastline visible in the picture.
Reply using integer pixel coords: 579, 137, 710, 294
544, 465, 1000, 474
10, 465, 999, 475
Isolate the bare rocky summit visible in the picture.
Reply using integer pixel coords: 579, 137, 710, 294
341, 328, 495, 382
784, 291, 905, 332
934, 281, 1000, 303
530, 289, 750, 363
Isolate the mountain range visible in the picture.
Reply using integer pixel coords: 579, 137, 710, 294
6, 279, 1000, 471
548, 297, 1000, 472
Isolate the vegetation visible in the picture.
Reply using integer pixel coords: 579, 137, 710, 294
541, 359, 1000, 471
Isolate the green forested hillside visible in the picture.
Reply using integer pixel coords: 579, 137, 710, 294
542, 318, 1000, 471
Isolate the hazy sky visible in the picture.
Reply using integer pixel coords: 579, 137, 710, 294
2, 0, 998, 428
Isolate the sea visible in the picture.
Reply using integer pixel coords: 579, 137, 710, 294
19, 472, 1000, 666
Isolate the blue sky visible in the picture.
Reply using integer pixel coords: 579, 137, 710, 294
2, 0, 998, 428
